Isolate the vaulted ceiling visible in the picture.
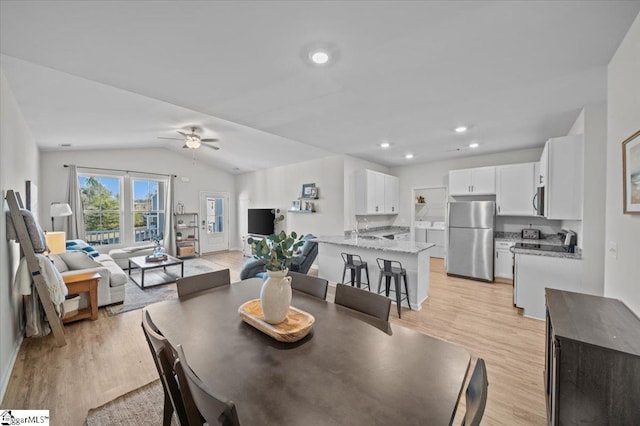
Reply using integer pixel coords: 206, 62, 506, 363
1, 1, 638, 173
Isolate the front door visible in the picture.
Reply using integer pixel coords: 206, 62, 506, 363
199, 192, 229, 253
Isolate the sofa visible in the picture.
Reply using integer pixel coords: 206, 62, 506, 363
240, 234, 318, 279
50, 249, 128, 307
108, 244, 156, 269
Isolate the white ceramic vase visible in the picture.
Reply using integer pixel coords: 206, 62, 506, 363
260, 268, 292, 324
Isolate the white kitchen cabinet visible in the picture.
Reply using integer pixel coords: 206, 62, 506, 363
355, 169, 399, 215
448, 166, 496, 196
494, 240, 515, 279
496, 162, 536, 216
384, 174, 399, 214
540, 135, 583, 220
514, 253, 583, 319
538, 142, 548, 188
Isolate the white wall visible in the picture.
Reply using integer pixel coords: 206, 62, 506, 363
343, 156, 390, 230
390, 147, 545, 228
0, 68, 40, 400
39, 149, 239, 249
604, 13, 640, 315
235, 155, 346, 239
564, 103, 608, 297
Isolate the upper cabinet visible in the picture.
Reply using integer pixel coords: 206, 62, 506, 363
496, 162, 537, 216
448, 166, 496, 196
541, 135, 584, 220
355, 170, 399, 215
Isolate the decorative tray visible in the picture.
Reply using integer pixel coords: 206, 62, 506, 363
145, 254, 168, 262
238, 299, 315, 343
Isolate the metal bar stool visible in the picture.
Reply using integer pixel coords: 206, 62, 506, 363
341, 253, 370, 290
376, 258, 411, 318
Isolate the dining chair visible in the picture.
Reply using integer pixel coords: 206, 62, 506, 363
141, 309, 188, 426
462, 358, 489, 426
334, 283, 391, 333
177, 269, 231, 299
174, 344, 241, 426
288, 271, 328, 300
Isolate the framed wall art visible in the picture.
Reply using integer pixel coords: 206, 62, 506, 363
622, 130, 640, 214
301, 183, 316, 198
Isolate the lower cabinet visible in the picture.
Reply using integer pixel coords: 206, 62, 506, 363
514, 254, 582, 319
494, 241, 514, 279
545, 289, 640, 425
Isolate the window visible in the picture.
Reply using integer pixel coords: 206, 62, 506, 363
132, 179, 166, 242
79, 173, 167, 246
79, 175, 122, 245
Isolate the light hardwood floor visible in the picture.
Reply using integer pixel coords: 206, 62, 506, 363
1, 252, 546, 425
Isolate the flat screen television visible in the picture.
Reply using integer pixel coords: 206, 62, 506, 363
248, 208, 275, 236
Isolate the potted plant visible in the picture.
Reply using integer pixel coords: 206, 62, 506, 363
248, 209, 305, 324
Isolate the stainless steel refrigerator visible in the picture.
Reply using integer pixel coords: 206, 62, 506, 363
447, 201, 495, 281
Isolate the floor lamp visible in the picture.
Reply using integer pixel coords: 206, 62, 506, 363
50, 202, 72, 231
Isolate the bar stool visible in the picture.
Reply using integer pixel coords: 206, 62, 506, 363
376, 258, 411, 318
341, 253, 370, 290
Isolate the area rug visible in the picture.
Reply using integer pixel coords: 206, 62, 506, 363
105, 258, 222, 316
85, 379, 176, 425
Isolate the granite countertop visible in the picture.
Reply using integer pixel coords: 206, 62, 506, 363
495, 232, 582, 260
315, 235, 435, 254
344, 226, 409, 238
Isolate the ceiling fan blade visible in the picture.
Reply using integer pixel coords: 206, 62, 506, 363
177, 131, 188, 137
158, 136, 184, 140
202, 144, 220, 151
182, 144, 190, 149
200, 138, 219, 142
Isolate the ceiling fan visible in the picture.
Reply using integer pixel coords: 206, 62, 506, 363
158, 127, 220, 150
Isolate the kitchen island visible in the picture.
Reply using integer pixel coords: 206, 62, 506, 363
315, 236, 435, 310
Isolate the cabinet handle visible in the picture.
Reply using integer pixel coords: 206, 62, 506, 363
468, 185, 471, 192
496, 251, 499, 259
539, 175, 543, 184
497, 205, 501, 213
376, 206, 378, 212
392, 206, 395, 212
471, 185, 474, 192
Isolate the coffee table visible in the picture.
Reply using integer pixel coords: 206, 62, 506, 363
128, 255, 184, 288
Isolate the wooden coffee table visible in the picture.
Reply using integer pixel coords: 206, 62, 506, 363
128, 255, 184, 288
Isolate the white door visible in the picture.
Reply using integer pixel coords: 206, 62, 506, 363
199, 192, 229, 253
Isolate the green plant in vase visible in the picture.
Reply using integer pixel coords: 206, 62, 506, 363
247, 209, 305, 271
247, 209, 306, 324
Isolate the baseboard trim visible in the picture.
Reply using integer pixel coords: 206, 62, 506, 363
0, 334, 23, 403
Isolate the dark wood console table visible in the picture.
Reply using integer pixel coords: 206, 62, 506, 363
545, 289, 640, 425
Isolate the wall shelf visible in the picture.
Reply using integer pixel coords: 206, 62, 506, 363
288, 209, 315, 214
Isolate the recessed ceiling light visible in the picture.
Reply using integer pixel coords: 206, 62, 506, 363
469, 143, 479, 149
380, 141, 390, 148
405, 153, 414, 159
310, 50, 330, 65
454, 126, 468, 133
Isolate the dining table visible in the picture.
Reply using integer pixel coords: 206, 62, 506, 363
145, 278, 471, 425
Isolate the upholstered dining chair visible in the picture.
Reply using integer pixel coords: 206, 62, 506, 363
462, 358, 489, 426
176, 269, 231, 299
141, 309, 188, 426
334, 283, 392, 333
288, 271, 328, 300
174, 344, 241, 426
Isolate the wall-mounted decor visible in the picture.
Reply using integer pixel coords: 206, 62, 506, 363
304, 201, 315, 212
291, 200, 300, 211
25, 180, 39, 221
301, 183, 316, 198
622, 130, 640, 214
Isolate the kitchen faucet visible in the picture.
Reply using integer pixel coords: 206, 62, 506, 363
354, 217, 368, 236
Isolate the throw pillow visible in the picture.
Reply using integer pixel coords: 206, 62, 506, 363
81, 246, 100, 258
59, 251, 101, 270
49, 254, 69, 273
66, 239, 89, 250
6, 208, 49, 253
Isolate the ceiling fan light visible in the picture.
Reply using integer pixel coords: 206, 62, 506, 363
186, 139, 200, 149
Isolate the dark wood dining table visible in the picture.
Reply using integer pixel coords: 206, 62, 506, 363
145, 278, 470, 425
